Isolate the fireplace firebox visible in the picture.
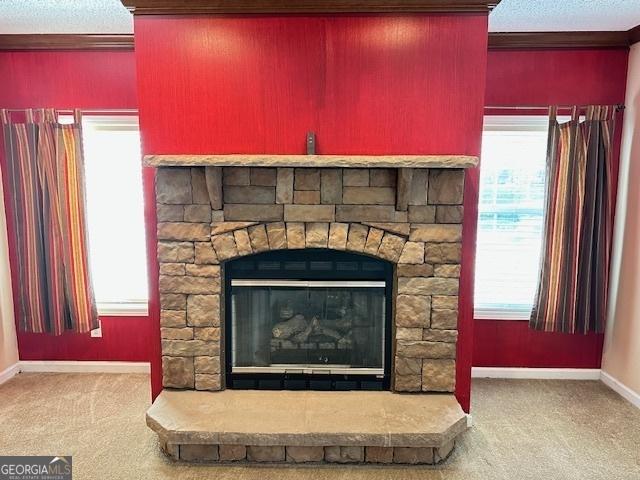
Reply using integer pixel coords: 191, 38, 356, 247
224, 249, 393, 391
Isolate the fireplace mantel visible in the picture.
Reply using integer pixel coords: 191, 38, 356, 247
144, 154, 478, 169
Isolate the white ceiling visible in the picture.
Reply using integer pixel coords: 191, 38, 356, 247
0, 0, 133, 34
0, 0, 639, 34
489, 0, 640, 32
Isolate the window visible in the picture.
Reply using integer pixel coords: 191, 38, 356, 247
81, 116, 148, 315
474, 116, 550, 320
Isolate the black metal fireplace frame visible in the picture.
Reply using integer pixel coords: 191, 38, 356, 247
223, 248, 393, 391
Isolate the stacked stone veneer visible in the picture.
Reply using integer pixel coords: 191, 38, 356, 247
156, 165, 464, 393
161, 440, 456, 465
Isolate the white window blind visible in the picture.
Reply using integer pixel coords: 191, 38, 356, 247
474, 116, 551, 320
81, 116, 148, 315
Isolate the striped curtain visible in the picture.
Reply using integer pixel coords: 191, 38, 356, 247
1, 109, 97, 334
531, 106, 616, 334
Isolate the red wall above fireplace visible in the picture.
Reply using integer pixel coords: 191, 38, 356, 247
134, 15, 487, 156
133, 13, 490, 411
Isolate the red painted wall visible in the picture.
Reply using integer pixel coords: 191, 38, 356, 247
474, 48, 629, 369
0, 51, 137, 109
134, 14, 489, 410
486, 48, 629, 107
136, 15, 486, 155
474, 320, 604, 368
1, 43, 626, 406
0, 50, 152, 363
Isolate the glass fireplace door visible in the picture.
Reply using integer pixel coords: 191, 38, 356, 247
230, 280, 385, 375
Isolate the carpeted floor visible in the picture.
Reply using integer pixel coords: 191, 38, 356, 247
0, 373, 638, 479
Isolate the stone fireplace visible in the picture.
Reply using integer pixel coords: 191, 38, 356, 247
148, 154, 476, 464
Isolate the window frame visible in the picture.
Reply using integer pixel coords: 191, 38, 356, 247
63, 114, 149, 317
474, 115, 555, 321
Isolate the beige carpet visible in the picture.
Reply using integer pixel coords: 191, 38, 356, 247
0, 373, 638, 480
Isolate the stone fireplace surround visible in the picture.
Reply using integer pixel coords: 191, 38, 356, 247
148, 154, 476, 464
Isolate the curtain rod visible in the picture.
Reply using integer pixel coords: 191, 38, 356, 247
7, 106, 626, 113
485, 104, 625, 111
3, 108, 138, 114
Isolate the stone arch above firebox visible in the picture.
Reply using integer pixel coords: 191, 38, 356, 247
209, 221, 414, 265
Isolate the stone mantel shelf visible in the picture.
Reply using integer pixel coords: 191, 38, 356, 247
144, 154, 478, 169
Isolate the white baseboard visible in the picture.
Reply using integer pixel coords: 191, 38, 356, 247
472, 367, 601, 380
465, 414, 473, 428
0, 362, 20, 385
600, 371, 640, 409
19, 360, 150, 374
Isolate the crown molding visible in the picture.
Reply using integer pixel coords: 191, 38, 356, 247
120, 0, 500, 15
488, 31, 631, 50
629, 25, 640, 45
0, 25, 635, 53
0, 34, 134, 51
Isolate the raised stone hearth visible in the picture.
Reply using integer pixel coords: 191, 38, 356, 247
147, 390, 466, 464
150, 155, 475, 464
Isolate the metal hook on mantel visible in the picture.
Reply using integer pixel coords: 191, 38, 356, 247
306, 132, 316, 155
